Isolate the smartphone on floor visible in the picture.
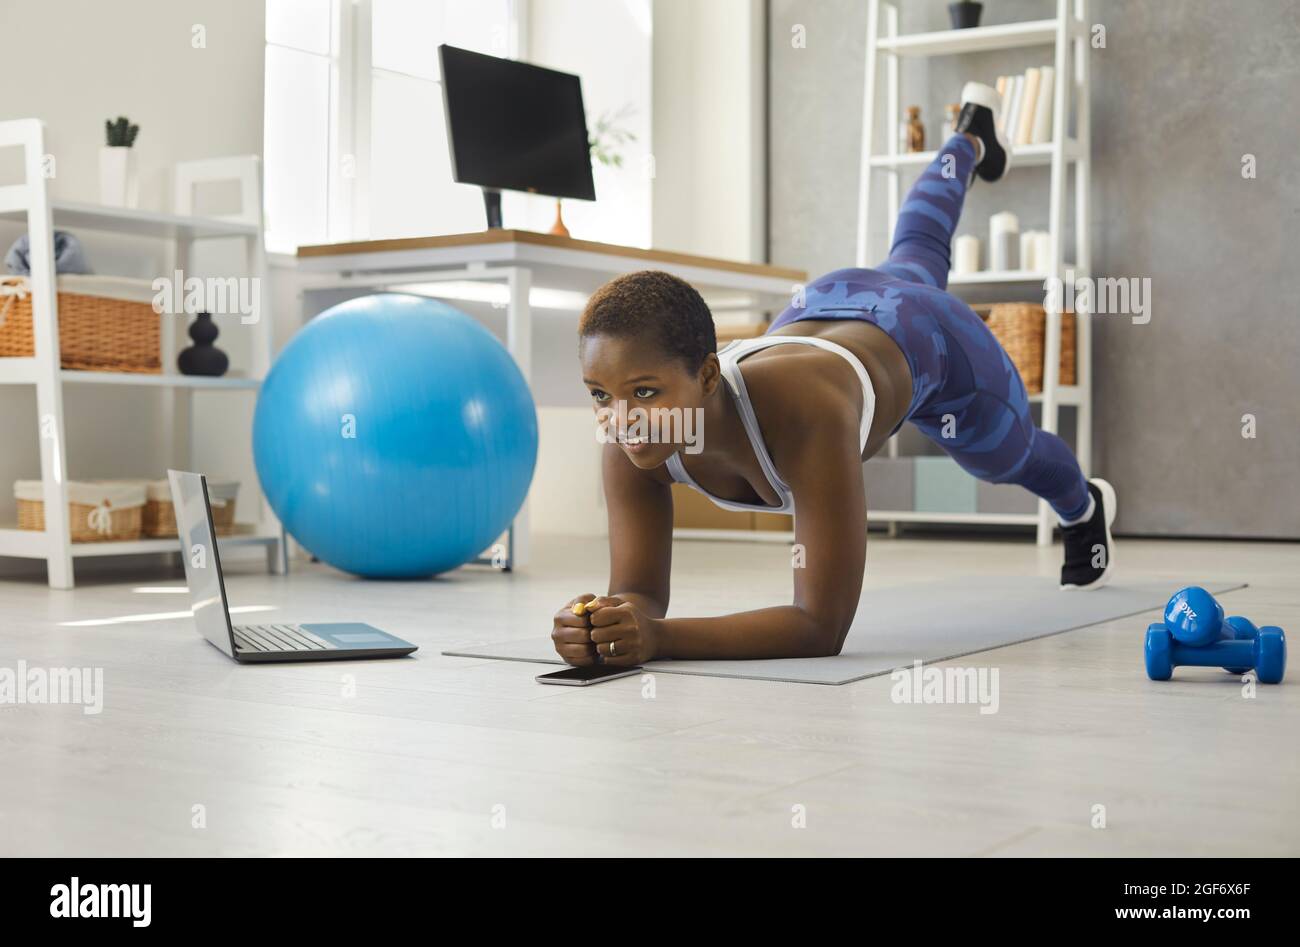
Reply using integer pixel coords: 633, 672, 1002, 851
537, 665, 644, 686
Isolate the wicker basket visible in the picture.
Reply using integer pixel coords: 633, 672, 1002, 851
981, 302, 1077, 395
0, 275, 161, 374
14, 480, 146, 543
143, 479, 239, 537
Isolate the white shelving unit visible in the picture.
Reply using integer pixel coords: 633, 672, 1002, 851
0, 119, 285, 588
856, 0, 1093, 545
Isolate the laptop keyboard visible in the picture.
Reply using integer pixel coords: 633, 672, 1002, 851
231, 623, 336, 653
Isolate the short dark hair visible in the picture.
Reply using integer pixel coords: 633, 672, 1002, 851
579, 270, 716, 372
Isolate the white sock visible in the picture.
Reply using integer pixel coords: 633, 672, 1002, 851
972, 136, 985, 165
1059, 494, 1096, 528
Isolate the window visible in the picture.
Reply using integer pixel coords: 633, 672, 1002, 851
264, 0, 651, 254
366, 0, 514, 240
263, 0, 339, 253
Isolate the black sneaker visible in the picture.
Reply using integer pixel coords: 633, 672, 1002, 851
954, 81, 1011, 184
1060, 478, 1117, 590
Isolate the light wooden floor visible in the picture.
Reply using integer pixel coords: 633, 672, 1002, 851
1, 533, 1296, 857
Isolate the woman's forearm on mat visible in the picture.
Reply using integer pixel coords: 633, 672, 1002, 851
654, 606, 839, 660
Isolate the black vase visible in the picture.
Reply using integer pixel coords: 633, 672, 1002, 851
948, 1, 983, 29
177, 312, 229, 376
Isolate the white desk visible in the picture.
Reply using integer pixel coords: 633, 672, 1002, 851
295, 230, 806, 568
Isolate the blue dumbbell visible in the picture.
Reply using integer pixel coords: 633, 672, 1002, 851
1144, 586, 1287, 683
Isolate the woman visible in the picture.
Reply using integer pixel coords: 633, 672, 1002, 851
552, 83, 1116, 666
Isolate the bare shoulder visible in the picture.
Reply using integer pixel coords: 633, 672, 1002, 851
738, 347, 862, 452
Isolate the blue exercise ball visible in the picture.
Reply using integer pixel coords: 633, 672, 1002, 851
253, 293, 537, 578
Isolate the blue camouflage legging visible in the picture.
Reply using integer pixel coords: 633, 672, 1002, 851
768, 134, 1090, 521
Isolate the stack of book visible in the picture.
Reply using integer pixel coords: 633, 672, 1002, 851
993, 67, 1055, 147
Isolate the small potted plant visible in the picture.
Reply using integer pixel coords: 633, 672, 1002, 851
100, 116, 140, 207
948, 1, 983, 29
589, 104, 637, 171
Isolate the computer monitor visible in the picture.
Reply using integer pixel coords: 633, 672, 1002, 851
439, 44, 596, 227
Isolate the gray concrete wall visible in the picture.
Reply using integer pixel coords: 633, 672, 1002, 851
769, 0, 1300, 537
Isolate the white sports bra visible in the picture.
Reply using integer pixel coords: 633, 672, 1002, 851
665, 335, 877, 515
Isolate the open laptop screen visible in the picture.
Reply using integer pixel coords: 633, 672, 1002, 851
168, 470, 236, 657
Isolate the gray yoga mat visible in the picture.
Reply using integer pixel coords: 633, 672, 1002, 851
444, 577, 1245, 685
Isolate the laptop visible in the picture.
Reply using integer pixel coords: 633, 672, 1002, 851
168, 469, 417, 663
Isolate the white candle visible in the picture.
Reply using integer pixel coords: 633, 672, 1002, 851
989, 211, 1019, 237
1020, 231, 1038, 273
989, 212, 1019, 272
954, 235, 981, 275
1033, 231, 1052, 272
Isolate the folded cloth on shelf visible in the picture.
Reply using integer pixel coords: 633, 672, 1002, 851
5, 230, 92, 276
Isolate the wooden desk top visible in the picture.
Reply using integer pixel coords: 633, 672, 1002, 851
297, 229, 806, 282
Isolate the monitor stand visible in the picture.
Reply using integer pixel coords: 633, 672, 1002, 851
481, 188, 503, 229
